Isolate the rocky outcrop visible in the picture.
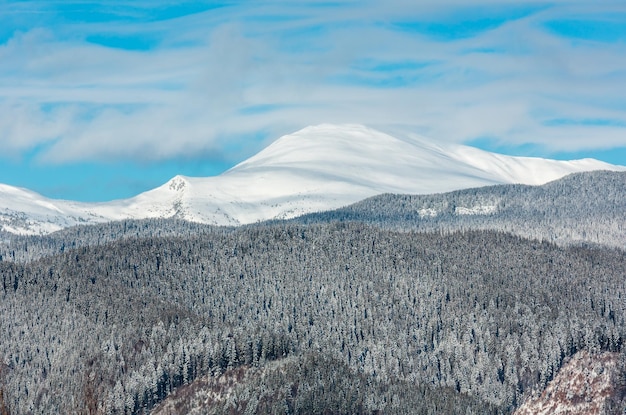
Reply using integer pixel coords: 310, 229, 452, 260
515, 351, 625, 415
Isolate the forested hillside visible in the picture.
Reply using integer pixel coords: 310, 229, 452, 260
1, 223, 624, 414
294, 171, 626, 248
0, 219, 222, 263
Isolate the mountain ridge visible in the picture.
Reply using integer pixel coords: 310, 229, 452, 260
292, 170, 626, 249
2, 170, 623, 264
1, 124, 624, 235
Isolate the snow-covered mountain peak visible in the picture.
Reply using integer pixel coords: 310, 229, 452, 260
1, 124, 625, 235
166, 175, 190, 193
233, 124, 411, 169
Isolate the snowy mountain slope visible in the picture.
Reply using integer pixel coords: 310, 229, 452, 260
0, 184, 108, 235
1, 124, 624, 235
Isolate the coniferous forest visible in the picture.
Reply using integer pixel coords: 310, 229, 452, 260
0, 171, 625, 414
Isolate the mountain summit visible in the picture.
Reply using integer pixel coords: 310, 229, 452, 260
1, 124, 624, 234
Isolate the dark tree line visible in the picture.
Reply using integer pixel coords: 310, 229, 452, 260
0, 218, 227, 263
1, 222, 625, 413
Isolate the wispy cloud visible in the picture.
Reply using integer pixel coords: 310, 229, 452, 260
1, 0, 626, 166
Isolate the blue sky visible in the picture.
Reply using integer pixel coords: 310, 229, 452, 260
1, 1, 626, 201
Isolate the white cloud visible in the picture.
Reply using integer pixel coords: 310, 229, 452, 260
0, 1, 625, 165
